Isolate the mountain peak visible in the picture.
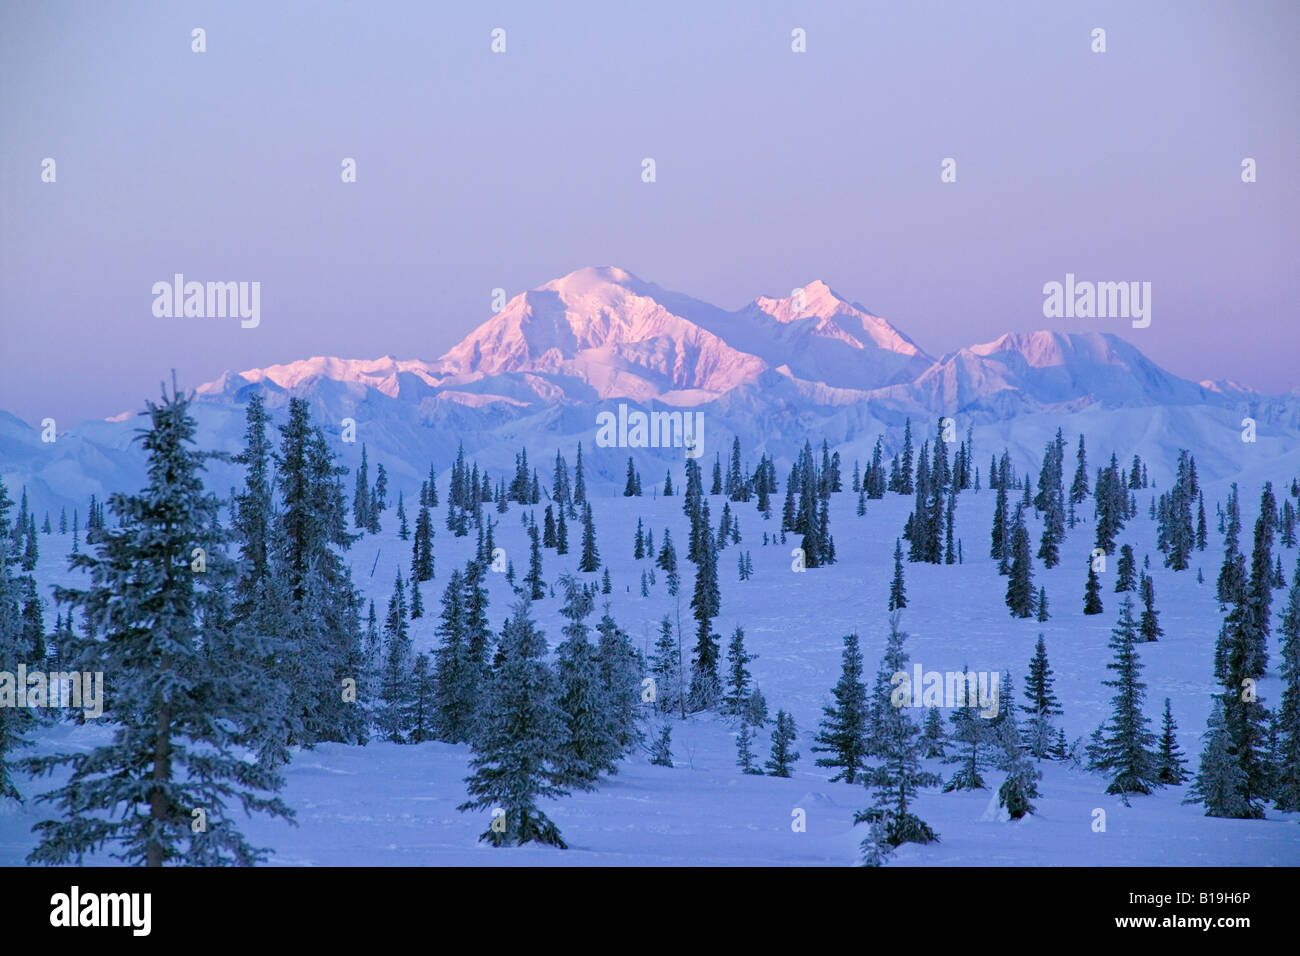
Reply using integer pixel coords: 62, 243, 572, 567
753, 279, 855, 322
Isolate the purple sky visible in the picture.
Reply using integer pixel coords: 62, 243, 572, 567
2, 0, 1297, 426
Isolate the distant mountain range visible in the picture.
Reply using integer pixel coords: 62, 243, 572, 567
5, 266, 1300, 513
194, 265, 1286, 416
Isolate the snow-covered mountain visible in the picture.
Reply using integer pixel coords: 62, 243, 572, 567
5, 266, 1300, 515
906, 330, 1224, 415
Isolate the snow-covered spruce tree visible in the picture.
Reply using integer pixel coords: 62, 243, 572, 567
413, 500, 434, 581
1083, 560, 1104, 615
811, 633, 870, 784
1093, 596, 1161, 797
376, 571, 412, 743
1276, 561, 1300, 811
944, 670, 997, 791
648, 615, 681, 717
889, 539, 907, 611
687, 523, 722, 711
26, 384, 292, 866
856, 615, 939, 857
431, 569, 475, 743
1021, 634, 1062, 759
723, 626, 755, 716
525, 521, 545, 600
352, 444, 370, 530
554, 576, 617, 789
1184, 699, 1250, 817
993, 677, 1040, 819
765, 710, 799, 777
459, 598, 569, 848
226, 392, 300, 764
920, 707, 947, 759
578, 501, 600, 572
269, 397, 368, 748
1244, 482, 1277, 678
1005, 505, 1035, 618
409, 653, 437, 743
736, 720, 761, 774
1205, 578, 1273, 817
1156, 698, 1189, 785
0, 477, 36, 803
596, 608, 643, 755
1138, 572, 1162, 642
649, 724, 673, 767
1115, 543, 1136, 592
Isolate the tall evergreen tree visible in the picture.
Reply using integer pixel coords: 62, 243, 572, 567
458, 599, 569, 847
578, 502, 600, 573
723, 626, 755, 716
1276, 560, 1300, 811
811, 633, 870, 784
1156, 698, 1189, 785
687, 524, 721, 711
889, 539, 907, 611
1005, 505, 1035, 618
432, 570, 475, 743
765, 710, 799, 777
1021, 635, 1062, 759
1084, 561, 1104, 615
554, 576, 617, 788
856, 616, 939, 859
27, 385, 292, 865
1093, 597, 1161, 796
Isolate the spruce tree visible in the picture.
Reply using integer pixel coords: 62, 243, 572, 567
889, 539, 907, 611
1084, 561, 1104, 615
765, 710, 799, 777
1276, 561, 1300, 811
920, 707, 947, 759
27, 385, 292, 865
595, 609, 642, 755
525, 521, 545, 600
811, 633, 870, 784
1184, 700, 1250, 817
1022, 635, 1062, 758
1115, 543, 1136, 592
1094, 597, 1161, 796
856, 615, 939, 854
578, 502, 600, 573
687, 524, 722, 711
554, 576, 617, 788
1138, 572, 1162, 642
649, 615, 682, 716
723, 626, 755, 716
458, 599, 569, 847
1156, 698, 1189, 784
1005, 506, 1035, 618
650, 724, 674, 767
0, 478, 35, 803
432, 570, 475, 742
377, 571, 412, 742
944, 669, 997, 791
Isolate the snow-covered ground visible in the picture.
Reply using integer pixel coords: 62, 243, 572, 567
4, 457, 1300, 866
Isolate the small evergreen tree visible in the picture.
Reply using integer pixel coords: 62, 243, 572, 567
458, 599, 569, 847
765, 710, 799, 777
811, 633, 870, 784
